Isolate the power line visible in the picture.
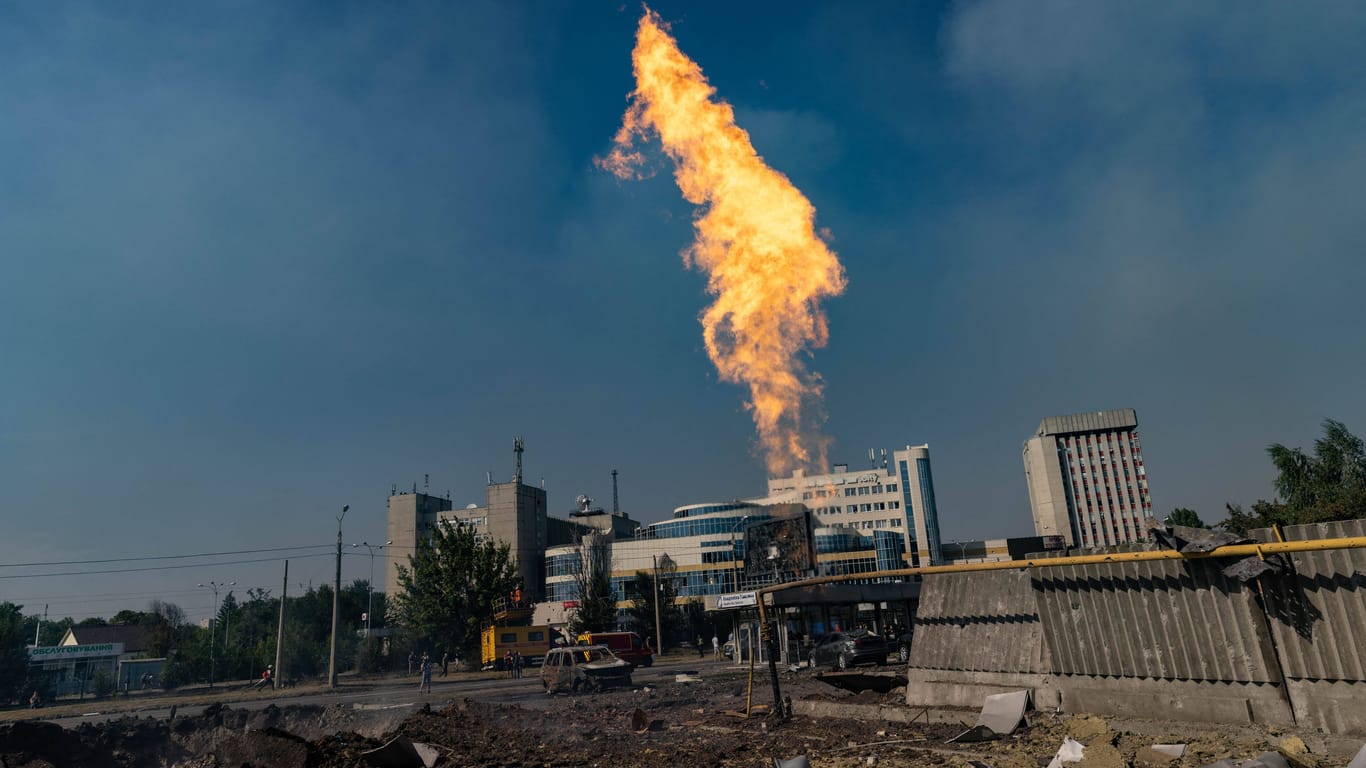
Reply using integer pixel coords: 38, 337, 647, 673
0, 552, 335, 580
0, 544, 334, 569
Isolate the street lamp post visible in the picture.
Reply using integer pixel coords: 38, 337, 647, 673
652, 554, 662, 659
197, 580, 235, 688
329, 504, 348, 689
351, 540, 392, 637
729, 515, 750, 592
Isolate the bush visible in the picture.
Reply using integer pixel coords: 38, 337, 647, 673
92, 667, 114, 698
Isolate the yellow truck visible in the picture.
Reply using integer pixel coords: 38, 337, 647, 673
480, 625, 552, 670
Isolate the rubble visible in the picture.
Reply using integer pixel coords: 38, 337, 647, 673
0, 671, 1361, 767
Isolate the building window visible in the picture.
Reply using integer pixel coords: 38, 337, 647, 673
846, 505, 856, 513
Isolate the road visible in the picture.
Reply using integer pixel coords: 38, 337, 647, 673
34, 655, 738, 729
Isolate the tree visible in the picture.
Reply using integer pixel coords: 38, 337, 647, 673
624, 554, 683, 648
1166, 508, 1206, 528
1221, 419, 1366, 533
0, 603, 29, 705
1267, 419, 1366, 523
568, 534, 617, 635
1220, 500, 1295, 536
392, 520, 520, 661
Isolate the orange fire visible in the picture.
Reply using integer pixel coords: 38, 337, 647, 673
601, 8, 847, 477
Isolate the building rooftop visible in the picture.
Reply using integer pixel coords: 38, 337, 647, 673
1035, 408, 1138, 437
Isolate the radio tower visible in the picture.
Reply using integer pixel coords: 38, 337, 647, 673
513, 436, 525, 485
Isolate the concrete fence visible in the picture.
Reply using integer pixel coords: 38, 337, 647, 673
906, 520, 1366, 734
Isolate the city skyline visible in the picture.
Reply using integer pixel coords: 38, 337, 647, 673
4, 1, 1365, 623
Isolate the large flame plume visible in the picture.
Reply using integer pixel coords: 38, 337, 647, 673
601, 8, 847, 477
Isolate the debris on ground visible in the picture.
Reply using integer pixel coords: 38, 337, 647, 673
0, 670, 1361, 767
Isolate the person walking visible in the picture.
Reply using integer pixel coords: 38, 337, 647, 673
712, 634, 721, 659
695, 635, 705, 658
513, 650, 524, 679
407, 650, 415, 677
419, 654, 432, 693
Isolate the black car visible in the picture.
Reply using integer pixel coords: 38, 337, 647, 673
810, 629, 888, 671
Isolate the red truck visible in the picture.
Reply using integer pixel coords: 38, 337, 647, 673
576, 631, 654, 667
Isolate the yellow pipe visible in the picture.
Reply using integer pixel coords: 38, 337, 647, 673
750, 534, 1366, 717
758, 535, 1366, 597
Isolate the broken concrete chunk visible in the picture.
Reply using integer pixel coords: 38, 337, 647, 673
1278, 737, 1309, 756
1152, 745, 1187, 758
1243, 753, 1293, 768
1345, 744, 1366, 768
1135, 746, 1182, 766
772, 756, 811, 768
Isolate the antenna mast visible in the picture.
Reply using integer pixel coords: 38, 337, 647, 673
611, 469, 620, 514
513, 436, 525, 485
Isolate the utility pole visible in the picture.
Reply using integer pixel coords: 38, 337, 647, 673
34, 604, 46, 647
652, 554, 663, 658
329, 504, 348, 689
274, 560, 288, 688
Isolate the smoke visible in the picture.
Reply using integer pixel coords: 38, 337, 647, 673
600, 8, 847, 478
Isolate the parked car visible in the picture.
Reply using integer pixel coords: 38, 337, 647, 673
541, 645, 634, 693
809, 629, 889, 671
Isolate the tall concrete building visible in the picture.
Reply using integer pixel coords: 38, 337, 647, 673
1022, 408, 1154, 549
384, 490, 453, 599
384, 441, 551, 601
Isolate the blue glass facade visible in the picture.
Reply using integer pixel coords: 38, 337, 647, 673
873, 530, 906, 572
638, 512, 772, 540
898, 460, 918, 557
916, 457, 943, 564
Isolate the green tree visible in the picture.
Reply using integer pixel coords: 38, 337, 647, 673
568, 534, 617, 635
1267, 419, 1366, 523
1221, 419, 1366, 534
392, 521, 520, 661
1220, 499, 1295, 536
624, 554, 683, 649
1165, 508, 1206, 528
0, 603, 30, 705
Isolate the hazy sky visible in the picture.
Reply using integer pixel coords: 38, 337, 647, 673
3, 1, 1365, 623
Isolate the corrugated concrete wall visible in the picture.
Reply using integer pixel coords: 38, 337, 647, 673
912, 569, 1049, 673
1030, 554, 1292, 726
1254, 520, 1366, 734
907, 569, 1058, 708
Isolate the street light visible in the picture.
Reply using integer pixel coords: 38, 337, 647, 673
352, 540, 392, 637
329, 504, 348, 689
197, 580, 235, 688
729, 515, 750, 592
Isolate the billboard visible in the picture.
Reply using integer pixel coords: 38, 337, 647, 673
743, 503, 816, 582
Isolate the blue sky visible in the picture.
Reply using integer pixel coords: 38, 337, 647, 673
3, 1, 1365, 622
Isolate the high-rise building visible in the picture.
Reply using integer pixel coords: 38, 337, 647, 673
1022, 408, 1154, 548
761, 444, 944, 566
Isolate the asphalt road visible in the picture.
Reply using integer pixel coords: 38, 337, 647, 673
35, 656, 737, 729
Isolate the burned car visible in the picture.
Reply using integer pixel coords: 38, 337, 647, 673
540, 645, 633, 693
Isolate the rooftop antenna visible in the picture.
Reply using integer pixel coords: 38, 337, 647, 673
486, 471, 493, 485
612, 469, 620, 514
881, 448, 888, 469
513, 436, 525, 485
424, 473, 429, 493
391, 483, 397, 497
869, 448, 877, 469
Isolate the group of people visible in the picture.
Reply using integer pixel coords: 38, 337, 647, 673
502, 650, 525, 678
